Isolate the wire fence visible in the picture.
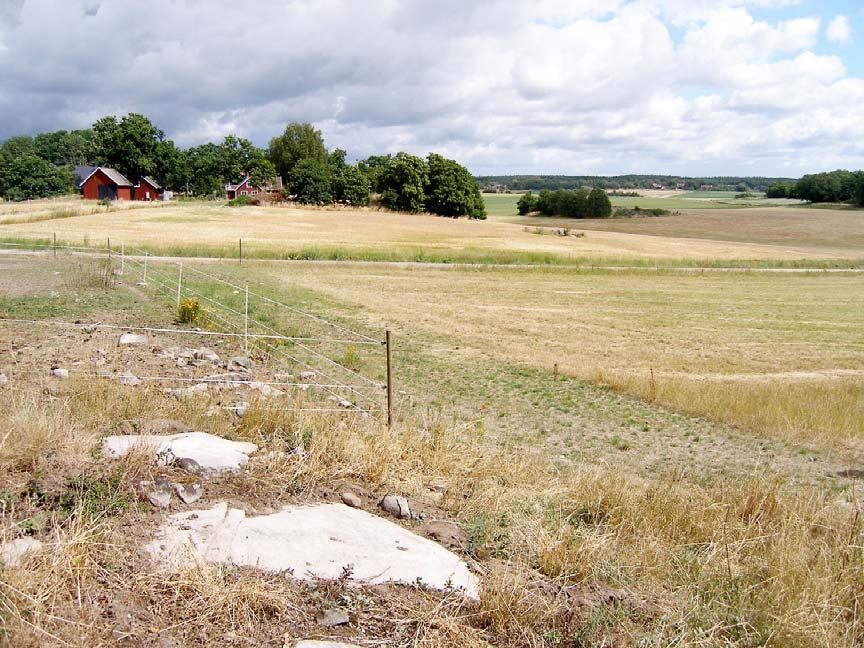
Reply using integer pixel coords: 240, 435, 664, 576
0, 239, 394, 424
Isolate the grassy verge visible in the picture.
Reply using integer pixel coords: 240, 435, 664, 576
2, 235, 863, 269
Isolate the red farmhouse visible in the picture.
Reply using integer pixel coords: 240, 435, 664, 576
225, 176, 264, 200
134, 176, 163, 201
79, 167, 133, 200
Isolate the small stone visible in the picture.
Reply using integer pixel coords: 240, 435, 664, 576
0, 537, 43, 567
118, 333, 148, 346
341, 492, 361, 508
234, 402, 249, 417
299, 371, 317, 380
427, 478, 449, 493
51, 367, 69, 379
293, 642, 361, 648
380, 494, 411, 519
119, 371, 141, 386
195, 348, 220, 363
175, 482, 203, 505
315, 608, 349, 627
147, 490, 172, 509
0, 373, 8, 385
175, 457, 203, 475
229, 356, 254, 371
338, 400, 352, 409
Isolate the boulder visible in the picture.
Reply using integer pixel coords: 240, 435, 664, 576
50, 367, 69, 379
174, 457, 203, 475
417, 520, 468, 551
103, 432, 258, 474
380, 494, 411, 519
229, 357, 254, 372
118, 333, 148, 346
146, 502, 479, 601
175, 482, 203, 505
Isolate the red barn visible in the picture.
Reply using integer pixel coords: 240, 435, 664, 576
225, 176, 264, 200
133, 176, 162, 201
79, 167, 133, 201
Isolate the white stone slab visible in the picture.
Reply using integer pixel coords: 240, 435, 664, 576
103, 432, 257, 473
0, 538, 43, 567
146, 502, 479, 601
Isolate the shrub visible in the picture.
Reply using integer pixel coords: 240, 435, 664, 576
178, 298, 202, 324
517, 192, 537, 215
289, 158, 333, 205
228, 195, 250, 207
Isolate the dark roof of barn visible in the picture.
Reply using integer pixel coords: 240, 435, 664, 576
79, 166, 133, 187
74, 165, 96, 186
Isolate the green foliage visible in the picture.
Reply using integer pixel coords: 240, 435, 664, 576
425, 153, 486, 219
380, 152, 429, 212
92, 113, 166, 182
268, 122, 327, 182
227, 194, 251, 206
517, 192, 538, 215
178, 298, 202, 324
477, 174, 799, 193
0, 153, 73, 200
855, 172, 864, 207
332, 164, 370, 206
532, 187, 611, 218
795, 170, 857, 203
358, 154, 392, 193
289, 158, 333, 205
182, 136, 274, 196
766, 182, 795, 199
587, 188, 612, 218
33, 129, 95, 166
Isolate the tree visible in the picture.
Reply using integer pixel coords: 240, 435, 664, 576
425, 153, 486, 219
358, 154, 392, 193
854, 171, 864, 207
289, 158, 333, 205
766, 182, 793, 198
517, 192, 537, 215
0, 154, 72, 200
268, 122, 327, 183
333, 165, 370, 206
1, 136, 36, 160
796, 170, 855, 203
34, 129, 95, 166
92, 113, 168, 181
379, 152, 429, 212
587, 188, 612, 218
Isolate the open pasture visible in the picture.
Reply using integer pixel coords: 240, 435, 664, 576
1, 197, 862, 265
254, 261, 864, 462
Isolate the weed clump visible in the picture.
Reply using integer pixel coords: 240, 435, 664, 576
177, 297, 202, 324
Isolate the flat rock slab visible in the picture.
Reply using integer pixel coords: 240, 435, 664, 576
294, 642, 361, 648
103, 432, 258, 474
0, 538, 43, 567
146, 502, 479, 601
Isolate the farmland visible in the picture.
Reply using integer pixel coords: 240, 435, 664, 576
2, 197, 864, 646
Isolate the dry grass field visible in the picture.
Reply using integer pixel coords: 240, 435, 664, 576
2, 197, 864, 646
1, 198, 863, 264
255, 262, 864, 462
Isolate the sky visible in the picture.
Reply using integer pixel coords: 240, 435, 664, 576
0, 0, 862, 177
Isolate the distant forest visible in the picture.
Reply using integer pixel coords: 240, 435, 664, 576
475, 175, 797, 193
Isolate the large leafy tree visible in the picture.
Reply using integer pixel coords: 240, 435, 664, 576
517, 192, 537, 215
329, 150, 370, 206
268, 122, 327, 182
357, 154, 392, 193
289, 158, 333, 205
587, 188, 612, 218
380, 152, 429, 212
796, 170, 855, 203
92, 113, 170, 182
0, 154, 72, 200
34, 129, 95, 166
425, 153, 486, 219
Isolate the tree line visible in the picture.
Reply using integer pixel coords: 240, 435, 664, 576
0, 114, 485, 219
478, 174, 797, 193
517, 188, 612, 218
767, 170, 864, 205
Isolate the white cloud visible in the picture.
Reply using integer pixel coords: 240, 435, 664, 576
0, 0, 861, 176
827, 15, 852, 44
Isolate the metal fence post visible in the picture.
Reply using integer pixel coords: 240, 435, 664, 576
244, 284, 249, 354
176, 262, 183, 307
386, 329, 393, 428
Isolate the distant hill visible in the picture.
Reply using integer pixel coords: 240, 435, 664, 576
475, 175, 798, 193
